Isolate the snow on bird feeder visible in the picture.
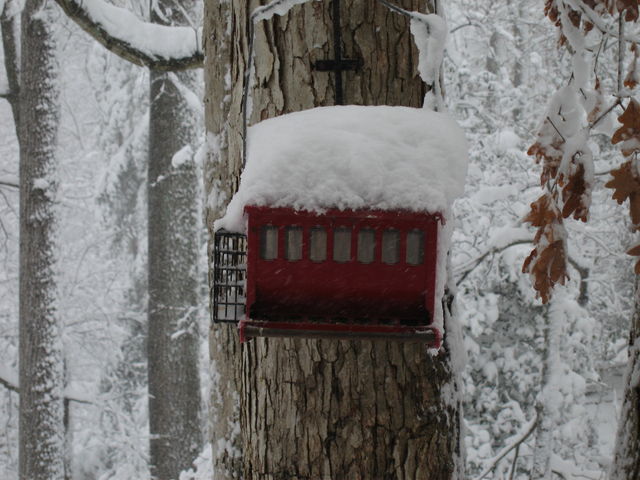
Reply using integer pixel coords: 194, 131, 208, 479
213, 106, 468, 347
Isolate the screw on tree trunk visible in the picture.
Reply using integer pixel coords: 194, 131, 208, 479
312, 0, 363, 105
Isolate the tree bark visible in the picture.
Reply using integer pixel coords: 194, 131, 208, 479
205, 1, 463, 478
147, 2, 203, 479
204, 0, 244, 477
609, 276, 640, 480
18, 0, 65, 479
1, 0, 20, 127
530, 302, 558, 480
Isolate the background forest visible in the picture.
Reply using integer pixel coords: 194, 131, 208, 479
0, 0, 632, 479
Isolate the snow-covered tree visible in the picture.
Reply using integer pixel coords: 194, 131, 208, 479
513, 1, 640, 478
15, 0, 639, 479
447, 2, 629, 478
147, 0, 204, 477
17, 0, 65, 477
203, 0, 464, 478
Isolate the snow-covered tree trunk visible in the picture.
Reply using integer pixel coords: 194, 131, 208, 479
18, 0, 65, 479
147, 1, 203, 478
1, 0, 20, 126
205, 0, 463, 478
609, 276, 640, 480
204, 0, 244, 477
530, 301, 559, 480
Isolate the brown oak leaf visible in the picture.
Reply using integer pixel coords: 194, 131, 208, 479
545, 0, 560, 25
628, 244, 640, 274
523, 194, 558, 228
607, 1, 640, 21
605, 161, 640, 204
612, 99, 640, 157
625, 49, 639, 89
528, 117, 565, 185
523, 239, 568, 304
561, 163, 589, 221
631, 193, 640, 226
627, 243, 640, 256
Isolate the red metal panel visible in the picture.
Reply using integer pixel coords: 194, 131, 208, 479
244, 206, 441, 339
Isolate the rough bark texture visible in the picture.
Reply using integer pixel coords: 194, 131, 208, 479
1, 0, 20, 127
205, 0, 244, 477
242, 340, 461, 479
18, 0, 65, 479
609, 276, 640, 480
205, 1, 462, 479
147, 3, 202, 479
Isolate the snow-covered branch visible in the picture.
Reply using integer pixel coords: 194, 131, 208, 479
54, 0, 203, 71
0, 368, 93, 405
567, 0, 640, 46
167, 72, 204, 118
455, 238, 532, 286
455, 226, 589, 304
251, 0, 313, 22
550, 454, 603, 480
474, 414, 538, 480
455, 226, 534, 285
0, 178, 18, 189
0, 369, 18, 394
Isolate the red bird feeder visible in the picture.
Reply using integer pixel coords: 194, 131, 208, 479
213, 206, 442, 347
240, 206, 441, 345
212, 106, 469, 348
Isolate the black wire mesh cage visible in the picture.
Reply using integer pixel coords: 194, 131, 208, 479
212, 229, 247, 324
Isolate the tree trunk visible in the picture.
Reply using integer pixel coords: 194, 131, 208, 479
147, 2, 203, 478
18, 0, 65, 479
1, 0, 20, 128
204, 0, 244, 477
530, 302, 558, 480
205, 1, 463, 478
609, 276, 640, 480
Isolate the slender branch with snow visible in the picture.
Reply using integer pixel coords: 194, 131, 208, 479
53, 0, 203, 70
0, 370, 92, 405
567, 0, 640, 46
474, 414, 539, 480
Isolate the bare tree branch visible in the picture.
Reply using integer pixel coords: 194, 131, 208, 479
0, 372, 18, 394
0, 179, 18, 189
455, 238, 533, 286
53, 0, 203, 71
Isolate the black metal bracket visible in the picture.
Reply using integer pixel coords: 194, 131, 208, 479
313, 58, 363, 72
310, 0, 362, 105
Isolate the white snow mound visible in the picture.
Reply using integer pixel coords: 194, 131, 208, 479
217, 106, 468, 232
